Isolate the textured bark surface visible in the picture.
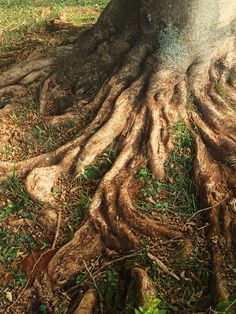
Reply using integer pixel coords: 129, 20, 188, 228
0, 0, 236, 312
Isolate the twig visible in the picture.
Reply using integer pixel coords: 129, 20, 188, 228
184, 196, 228, 226
6, 279, 30, 312
93, 248, 146, 278
225, 296, 236, 313
83, 260, 104, 314
147, 253, 180, 280
52, 207, 62, 250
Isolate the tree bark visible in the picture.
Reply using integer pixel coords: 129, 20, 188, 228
0, 0, 236, 313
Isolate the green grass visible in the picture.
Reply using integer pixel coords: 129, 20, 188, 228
99, 267, 126, 311
0, 0, 109, 52
0, 170, 41, 263
215, 81, 227, 97
1, 169, 35, 211
27, 122, 63, 152
231, 103, 236, 111
136, 120, 197, 218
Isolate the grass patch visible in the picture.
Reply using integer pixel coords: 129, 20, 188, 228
215, 81, 227, 97
1, 169, 36, 211
0, 0, 109, 52
27, 122, 63, 152
136, 120, 197, 218
231, 103, 236, 111
0, 170, 41, 261
135, 244, 211, 313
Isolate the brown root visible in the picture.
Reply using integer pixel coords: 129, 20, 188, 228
0, 28, 236, 313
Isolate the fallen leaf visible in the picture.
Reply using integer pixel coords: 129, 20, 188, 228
6, 291, 13, 302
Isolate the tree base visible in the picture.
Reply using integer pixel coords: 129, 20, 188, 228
0, 16, 236, 314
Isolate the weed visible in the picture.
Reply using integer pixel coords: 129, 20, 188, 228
10, 103, 32, 125
99, 267, 125, 311
51, 186, 62, 200
215, 81, 227, 97
40, 242, 51, 250
0, 202, 14, 221
134, 297, 166, 314
39, 304, 48, 314
2, 271, 27, 288
102, 146, 116, 165
81, 165, 100, 180
68, 273, 87, 286
186, 92, 197, 112
135, 167, 154, 180
214, 294, 236, 313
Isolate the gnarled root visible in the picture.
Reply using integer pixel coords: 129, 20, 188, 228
1, 34, 236, 312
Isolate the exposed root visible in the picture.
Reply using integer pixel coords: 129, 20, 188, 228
73, 289, 97, 314
0, 58, 55, 89
194, 137, 235, 301
0, 23, 235, 312
128, 267, 157, 307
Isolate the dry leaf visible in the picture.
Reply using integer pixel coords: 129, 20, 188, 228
6, 291, 13, 302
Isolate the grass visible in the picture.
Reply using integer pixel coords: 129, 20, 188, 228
134, 243, 211, 313
136, 120, 197, 218
1, 169, 36, 211
215, 81, 227, 97
28, 122, 63, 152
0, 171, 40, 286
231, 103, 236, 111
0, 0, 109, 52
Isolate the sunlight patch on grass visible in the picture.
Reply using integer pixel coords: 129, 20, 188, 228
0, 0, 108, 52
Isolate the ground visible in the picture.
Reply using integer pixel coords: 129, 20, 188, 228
0, 1, 236, 314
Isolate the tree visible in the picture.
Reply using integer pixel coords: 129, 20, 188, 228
0, 0, 236, 312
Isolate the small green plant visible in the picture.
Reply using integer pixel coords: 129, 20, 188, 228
231, 103, 236, 111
40, 242, 50, 250
0, 146, 13, 158
81, 165, 100, 179
135, 167, 153, 180
215, 81, 227, 97
214, 295, 236, 313
99, 267, 125, 310
39, 304, 48, 314
102, 146, 116, 165
134, 297, 166, 314
2, 271, 27, 288
0, 202, 14, 221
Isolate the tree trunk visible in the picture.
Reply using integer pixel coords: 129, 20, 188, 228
0, 0, 236, 312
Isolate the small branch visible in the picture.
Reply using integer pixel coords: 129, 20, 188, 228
5, 279, 30, 311
184, 196, 228, 226
147, 253, 180, 280
83, 260, 104, 314
52, 207, 62, 250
